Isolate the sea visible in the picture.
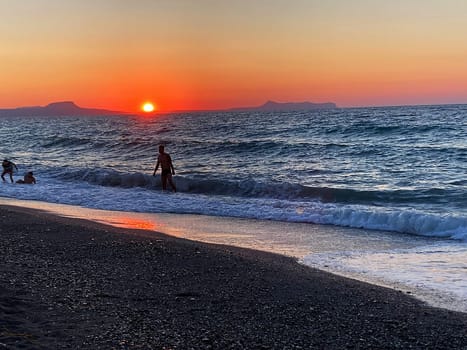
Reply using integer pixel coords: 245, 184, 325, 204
0, 104, 466, 312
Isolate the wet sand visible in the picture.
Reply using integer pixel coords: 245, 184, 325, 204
0, 205, 466, 349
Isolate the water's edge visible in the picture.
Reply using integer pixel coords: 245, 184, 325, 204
1, 197, 464, 314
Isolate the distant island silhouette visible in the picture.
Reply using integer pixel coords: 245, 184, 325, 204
229, 100, 337, 111
0, 101, 126, 117
0, 100, 338, 116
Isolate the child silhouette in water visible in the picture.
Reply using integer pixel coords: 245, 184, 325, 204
16, 171, 36, 184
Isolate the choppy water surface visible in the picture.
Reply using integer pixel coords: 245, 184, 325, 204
0, 104, 465, 311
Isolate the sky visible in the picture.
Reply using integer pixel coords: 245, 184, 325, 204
1, 0, 467, 113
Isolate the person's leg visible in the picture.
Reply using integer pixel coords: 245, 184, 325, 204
1, 171, 6, 182
9, 172, 13, 183
161, 174, 167, 190
167, 174, 176, 192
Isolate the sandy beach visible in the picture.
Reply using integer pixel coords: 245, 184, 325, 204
0, 204, 466, 349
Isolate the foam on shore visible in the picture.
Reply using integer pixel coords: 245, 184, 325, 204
0, 197, 465, 313
2, 202, 466, 349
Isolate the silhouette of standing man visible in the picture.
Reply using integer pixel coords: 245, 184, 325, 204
153, 145, 176, 192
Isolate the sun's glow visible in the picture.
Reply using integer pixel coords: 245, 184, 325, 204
142, 102, 155, 112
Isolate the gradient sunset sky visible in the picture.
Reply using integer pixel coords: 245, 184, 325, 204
1, 0, 467, 112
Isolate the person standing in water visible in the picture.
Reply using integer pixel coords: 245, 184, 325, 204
1, 159, 18, 183
153, 145, 176, 192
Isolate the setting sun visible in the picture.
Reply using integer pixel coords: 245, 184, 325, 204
142, 102, 155, 113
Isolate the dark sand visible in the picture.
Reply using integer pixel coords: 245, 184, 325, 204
0, 205, 466, 349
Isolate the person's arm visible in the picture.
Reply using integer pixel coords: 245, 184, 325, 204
153, 160, 160, 176
169, 156, 175, 175
13, 162, 18, 170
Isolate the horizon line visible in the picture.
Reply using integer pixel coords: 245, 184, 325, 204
2, 100, 467, 115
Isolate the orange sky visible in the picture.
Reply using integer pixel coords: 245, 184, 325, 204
1, 0, 467, 113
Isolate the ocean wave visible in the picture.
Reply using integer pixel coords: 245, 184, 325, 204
41, 136, 96, 148
190, 196, 467, 240
303, 205, 467, 241
54, 168, 159, 188
2, 179, 465, 242
44, 168, 467, 210
55, 169, 467, 240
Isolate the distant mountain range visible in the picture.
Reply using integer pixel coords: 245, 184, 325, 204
0, 100, 338, 117
0, 101, 125, 117
229, 100, 337, 111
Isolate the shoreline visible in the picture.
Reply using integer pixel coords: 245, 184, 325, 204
1, 204, 466, 348
1, 197, 464, 313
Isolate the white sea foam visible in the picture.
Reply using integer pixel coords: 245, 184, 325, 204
1, 195, 465, 313
1, 175, 466, 242
303, 244, 467, 312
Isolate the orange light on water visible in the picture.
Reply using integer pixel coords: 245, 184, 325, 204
113, 217, 158, 231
